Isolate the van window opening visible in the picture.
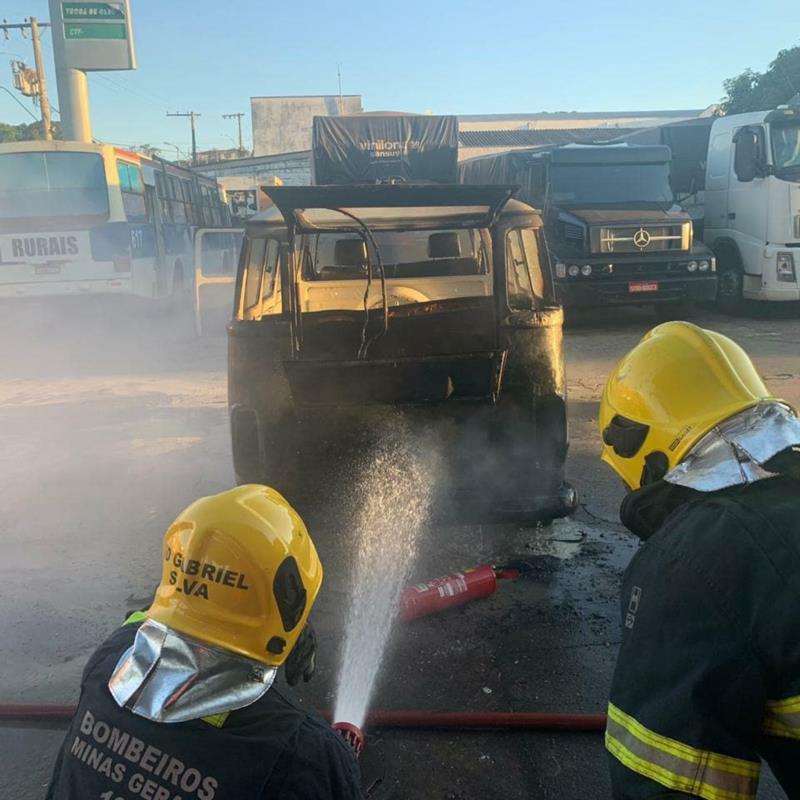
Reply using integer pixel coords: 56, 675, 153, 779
302, 227, 489, 281
506, 228, 545, 310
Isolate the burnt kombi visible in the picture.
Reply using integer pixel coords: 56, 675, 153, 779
227, 183, 575, 520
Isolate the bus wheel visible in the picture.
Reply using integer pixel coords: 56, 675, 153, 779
716, 247, 744, 315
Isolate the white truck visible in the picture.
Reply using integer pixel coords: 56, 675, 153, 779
627, 105, 800, 310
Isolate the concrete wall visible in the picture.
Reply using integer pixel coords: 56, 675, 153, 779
197, 151, 312, 186
251, 95, 363, 156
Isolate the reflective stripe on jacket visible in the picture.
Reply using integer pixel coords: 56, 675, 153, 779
608, 476, 800, 799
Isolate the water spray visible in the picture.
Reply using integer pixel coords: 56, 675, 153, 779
332, 423, 436, 751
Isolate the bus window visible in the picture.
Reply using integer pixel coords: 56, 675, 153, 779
0, 151, 110, 220
155, 172, 171, 221
169, 178, 187, 222
117, 162, 131, 191
129, 166, 144, 194
117, 161, 146, 223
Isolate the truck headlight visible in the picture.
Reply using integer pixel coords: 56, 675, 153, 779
698, 260, 710, 272
555, 262, 567, 278
687, 261, 698, 272
581, 264, 593, 276
567, 264, 580, 277
777, 252, 796, 283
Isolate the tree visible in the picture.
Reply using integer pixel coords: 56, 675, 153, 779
130, 144, 163, 158
0, 120, 61, 142
722, 45, 800, 114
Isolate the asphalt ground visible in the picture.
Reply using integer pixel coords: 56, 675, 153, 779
0, 298, 797, 799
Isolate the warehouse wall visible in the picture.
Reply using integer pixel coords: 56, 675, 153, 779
197, 151, 312, 186
251, 95, 363, 156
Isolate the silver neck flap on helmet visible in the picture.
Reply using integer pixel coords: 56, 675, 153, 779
108, 618, 277, 724
665, 402, 800, 492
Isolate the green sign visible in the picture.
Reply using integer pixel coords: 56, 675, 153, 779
62, 2, 125, 20
64, 22, 127, 39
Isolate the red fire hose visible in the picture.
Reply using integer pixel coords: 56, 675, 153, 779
0, 704, 606, 732
1, 565, 610, 735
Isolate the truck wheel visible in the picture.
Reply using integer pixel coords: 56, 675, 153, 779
715, 247, 744, 315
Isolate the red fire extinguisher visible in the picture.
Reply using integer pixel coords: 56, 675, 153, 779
398, 564, 519, 622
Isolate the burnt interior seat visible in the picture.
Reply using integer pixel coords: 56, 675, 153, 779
317, 238, 368, 280
391, 258, 480, 278
391, 232, 480, 277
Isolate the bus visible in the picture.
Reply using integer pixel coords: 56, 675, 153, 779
0, 139, 235, 300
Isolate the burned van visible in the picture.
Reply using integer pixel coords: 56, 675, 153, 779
227, 183, 576, 521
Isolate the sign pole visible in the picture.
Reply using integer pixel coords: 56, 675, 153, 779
47, 0, 136, 143
49, 0, 92, 142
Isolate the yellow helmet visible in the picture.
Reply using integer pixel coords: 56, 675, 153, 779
146, 485, 322, 667
599, 321, 778, 489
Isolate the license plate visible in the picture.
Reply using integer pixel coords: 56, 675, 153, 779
628, 280, 659, 293
35, 265, 61, 275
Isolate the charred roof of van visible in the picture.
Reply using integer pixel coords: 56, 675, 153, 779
247, 184, 541, 234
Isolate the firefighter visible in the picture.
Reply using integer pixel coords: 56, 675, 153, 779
46, 485, 364, 799
599, 321, 800, 800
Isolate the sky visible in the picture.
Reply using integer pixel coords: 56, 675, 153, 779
0, 0, 795, 156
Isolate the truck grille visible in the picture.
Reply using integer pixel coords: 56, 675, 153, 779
592, 223, 690, 254
562, 222, 584, 244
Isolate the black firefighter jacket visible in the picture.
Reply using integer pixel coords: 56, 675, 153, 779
46, 621, 364, 800
607, 475, 800, 800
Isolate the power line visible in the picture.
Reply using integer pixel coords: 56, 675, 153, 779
91, 72, 173, 110
222, 111, 246, 152
0, 84, 39, 121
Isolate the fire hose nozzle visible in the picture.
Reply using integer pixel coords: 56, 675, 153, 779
332, 721, 365, 756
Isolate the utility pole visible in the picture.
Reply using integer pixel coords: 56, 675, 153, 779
167, 111, 200, 165
1, 17, 53, 139
30, 18, 52, 140
222, 112, 245, 153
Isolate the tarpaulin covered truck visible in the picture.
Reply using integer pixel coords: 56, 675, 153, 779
224, 116, 576, 521
311, 114, 458, 185
623, 107, 800, 310
459, 144, 718, 316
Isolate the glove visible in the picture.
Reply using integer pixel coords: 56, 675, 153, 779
285, 624, 316, 687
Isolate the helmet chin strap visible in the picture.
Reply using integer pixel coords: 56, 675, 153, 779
639, 451, 669, 487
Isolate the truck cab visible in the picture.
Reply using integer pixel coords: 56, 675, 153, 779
460, 145, 717, 313
702, 107, 800, 304
227, 183, 576, 521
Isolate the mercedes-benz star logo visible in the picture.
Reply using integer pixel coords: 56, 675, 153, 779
633, 228, 651, 249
